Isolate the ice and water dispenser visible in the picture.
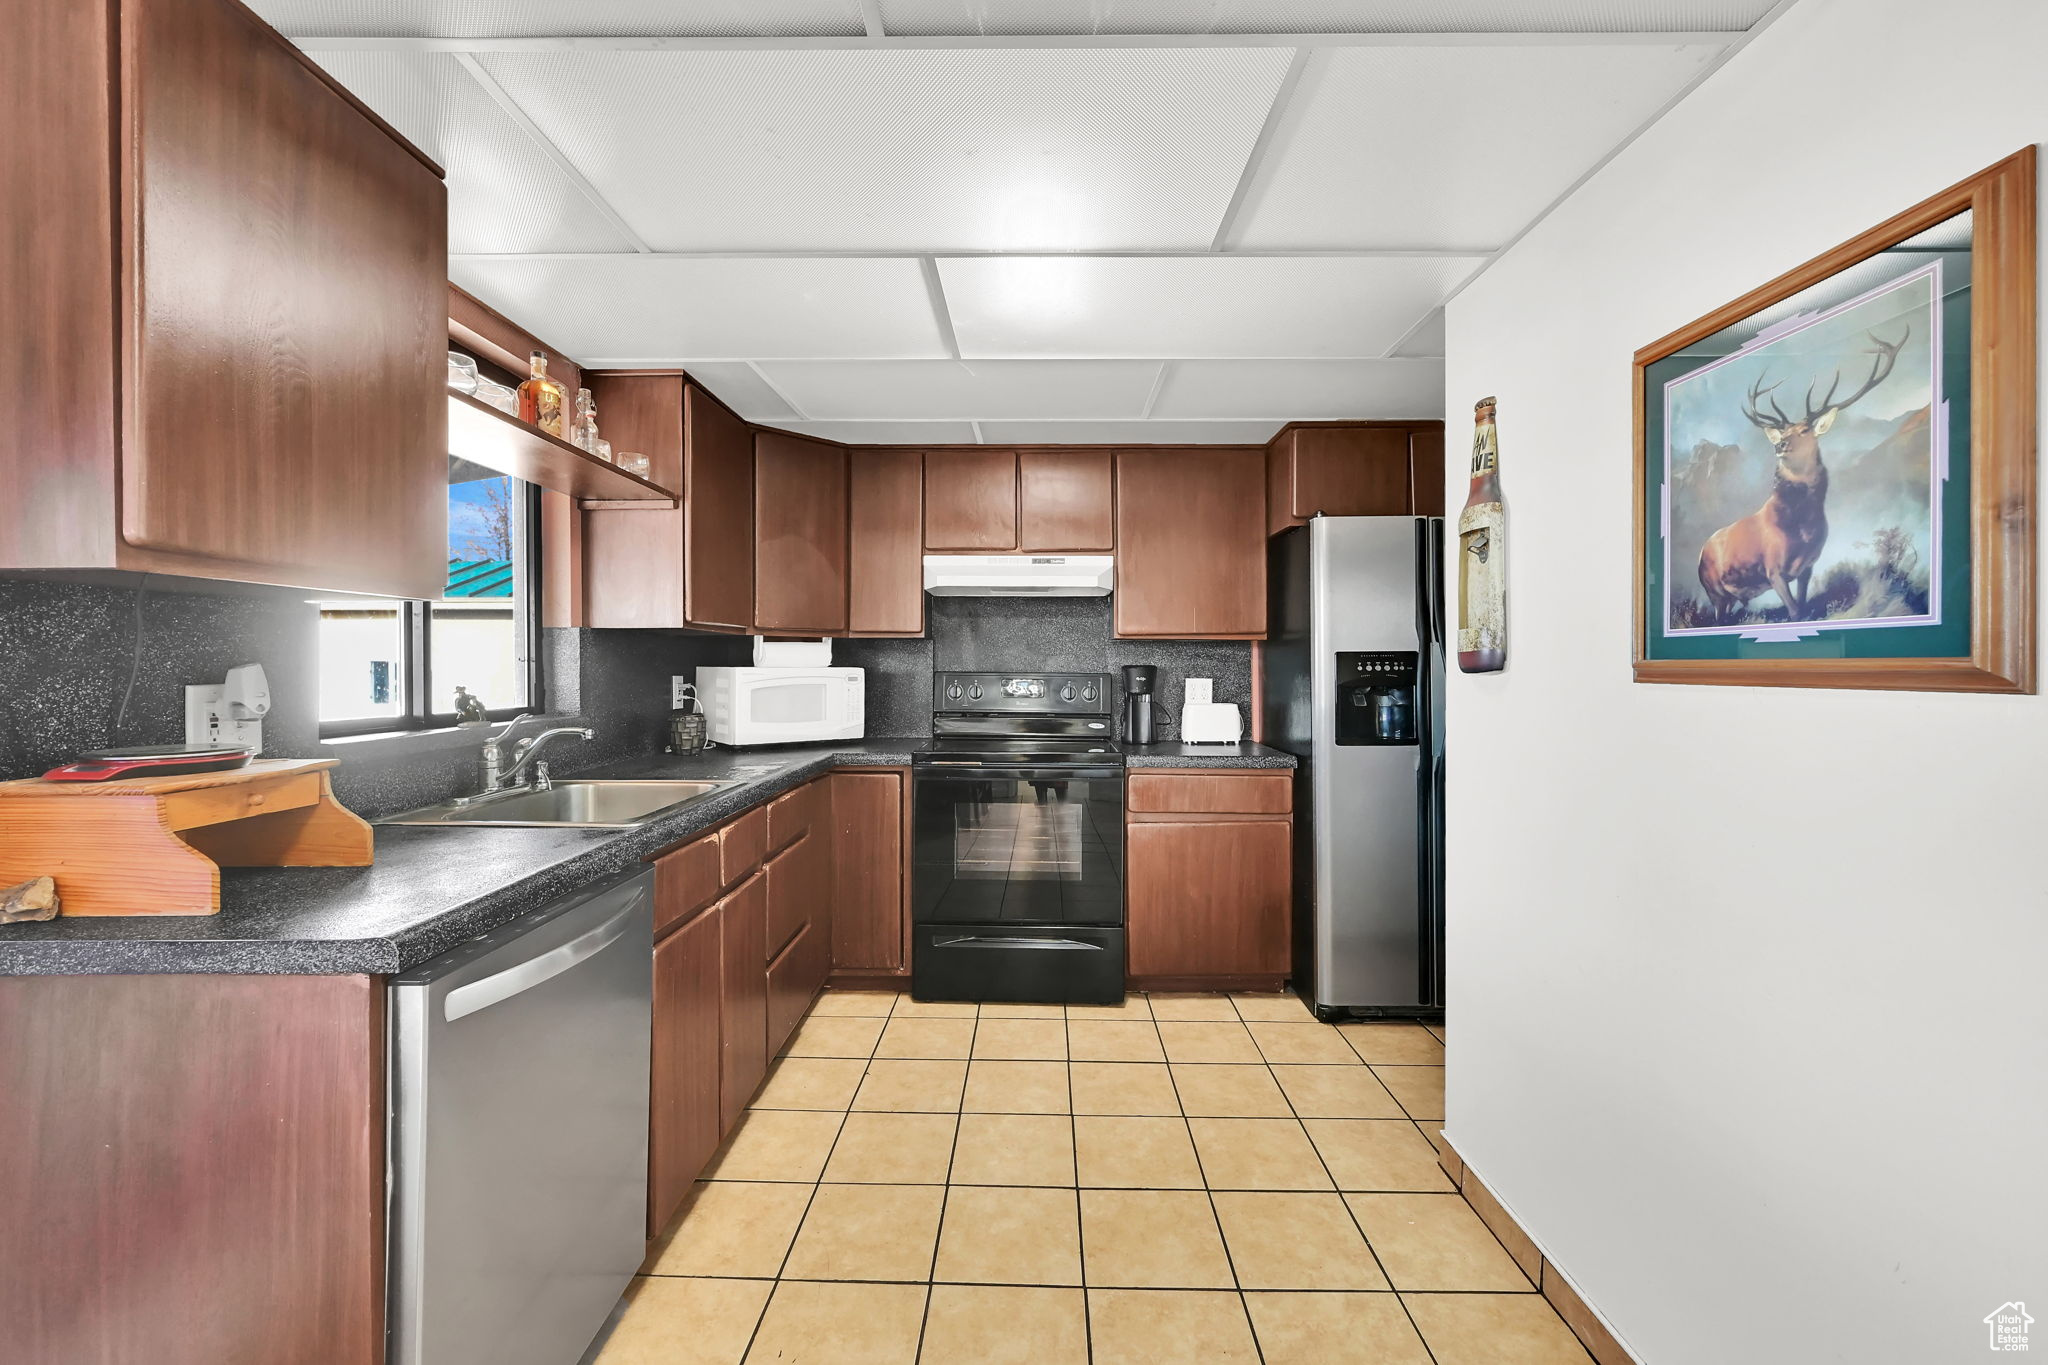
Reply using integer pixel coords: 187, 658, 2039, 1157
1335, 651, 1419, 746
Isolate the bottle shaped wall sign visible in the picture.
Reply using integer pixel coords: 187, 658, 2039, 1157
1457, 396, 1506, 673
517, 349, 567, 438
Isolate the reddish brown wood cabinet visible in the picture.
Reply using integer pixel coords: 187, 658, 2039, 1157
1125, 770, 1293, 987
849, 448, 926, 635
717, 871, 769, 1131
649, 903, 722, 1236
1265, 422, 1448, 534
924, 449, 1020, 550
755, 432, 849, 634
829, 769, 910, 973
1113, 448, 1268, 638
1019, 448, 1115, 551
1408, 426, 1446, 518
4, 0, 447, 598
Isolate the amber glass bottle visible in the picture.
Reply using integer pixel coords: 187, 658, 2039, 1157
517, 350, 567, 437
1456, 396, 1506, 673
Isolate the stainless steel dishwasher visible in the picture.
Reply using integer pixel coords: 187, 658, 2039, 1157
388, 868, 654, 1365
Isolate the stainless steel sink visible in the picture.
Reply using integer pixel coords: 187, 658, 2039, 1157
381, 780, 736, 829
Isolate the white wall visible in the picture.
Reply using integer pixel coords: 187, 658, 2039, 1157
1441, 2, 2048, 1361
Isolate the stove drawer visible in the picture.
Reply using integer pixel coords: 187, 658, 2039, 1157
912, 924, 1125, 1005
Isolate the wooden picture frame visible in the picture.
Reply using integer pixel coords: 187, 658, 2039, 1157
1633, 147, 2035, 692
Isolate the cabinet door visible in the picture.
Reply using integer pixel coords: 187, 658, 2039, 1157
1113, 448, 1266, 638
924, 450, 1018, 550
717, 873, 768, 1130
1126, 820, 1292, 976
685, 385, 756, 631
1409, 426, 1446, 518
765, 921, 816, 1058
649, 907, 721, 1236
830, 771, 905, 971
755, 431, 849, 634
764, 833, 812, 962
1019, 449, 1113, 551
849, 448, 925, 635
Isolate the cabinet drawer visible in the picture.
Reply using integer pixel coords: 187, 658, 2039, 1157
1127, 772, 1292, 816
654, 833, 722, 937
766, 782, 814, 854
719, 806, 767, 886
763, 833, 815, 962
766, 920, 826, 1058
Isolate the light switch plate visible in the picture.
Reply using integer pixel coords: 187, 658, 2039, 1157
185, 684, 264, 753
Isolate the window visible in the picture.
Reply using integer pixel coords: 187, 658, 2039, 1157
318, 456, 541, 735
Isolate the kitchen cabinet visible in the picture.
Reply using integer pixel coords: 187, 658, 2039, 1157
924, 450, 1019, 550
717, 872, 769, 1131
829, 769, 909, 973
767, 920, 828, 1054
1265, 422, 1448, 534
849, 448, 926, 635
755, 432, 849, 634
1019, 449, 1115, 551
1409, 426, 1446, 517
1113, 448, 1268, 639
648, 903, 721, 1236
1126, 771, 1293, 985
4, 0, 447, 599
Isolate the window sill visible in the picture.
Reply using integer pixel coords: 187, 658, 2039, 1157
319, 714, 587, 761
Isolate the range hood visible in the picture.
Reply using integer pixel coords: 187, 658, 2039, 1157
923, 554, 1115, 597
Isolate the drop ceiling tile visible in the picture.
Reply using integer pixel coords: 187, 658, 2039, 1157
474, 47, 1293, 251
978, 419, 1284, 444
939, 256, 1481, 359
754, 360, 1161, 419
1231, 43, 1721, 250
250, 0, 863, 37
676, 363, 800, 420
310, 53, 636, 253
1390, 308, 1447, 358
1150, 360, 1443, 420
878, 0, 1771, 34
446, 257, 949, 361
778, 421, 983, 444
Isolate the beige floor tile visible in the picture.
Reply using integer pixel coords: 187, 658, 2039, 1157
806, 989, 901, 1018
780, 1014, 885, 1059
597, 1276, 770, 1365
1087, 1289, 1262, 1365
948, 1113, 1075, 1186
1422, 1018, 1448, 1043
780, 1182, 945, 1282
1067, 996, 1152, 1019
1249, 1021, 1364, 1065
1170, 1063, 1292, 1118
702, 1109, 843, 1183
1157, 1021, 1263, 1064
1244, 1292, 1433, 1365
1145, 992, 1239, 1022
978, 1001, 1066, 1018
852, 1059, 968, 1113
919, 1285, 1088, 1365
1306, 1120, 1457, 1192
1186, 1118, 1333, 1191
1374, 1065, 1446, 1121
1067, 1020, 1167, 1063
1211, 1192, 1387, 1290
1074, 1115, 1204, 1189
1338, 1020, 1445, 1065
752, 1056, 867, 1111
972, 1017, 1069, 1060
745, 1280, 927, 1365
875, 1017, 976, 1060
647, 1181, 813, 1278
1402, 1293, 1595, 1365
891, 997, 978, 1018
1346, 1194, 1534, 1291
1080, 1189, 1234, 1288
1070, 1062, 1180, 1116
962, 1060, 1070, 1114
1230, 991, 1315, 1022
933, 1185, 1083, 1285
821, 1111, 959, 1184
1271, 1064, 1407, 1119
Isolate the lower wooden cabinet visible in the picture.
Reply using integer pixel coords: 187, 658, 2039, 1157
767, 919, 829, 1057
1125, 770, 1293, 984
716, 871, 769, 1132
648, 905, 722, 1235
829, 769, 909, 973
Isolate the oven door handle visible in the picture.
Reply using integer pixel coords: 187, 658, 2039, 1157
931, 935, 1106, 951
915, 766, 1124, 781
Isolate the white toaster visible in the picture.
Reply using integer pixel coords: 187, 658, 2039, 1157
1180, 702, 1243, 745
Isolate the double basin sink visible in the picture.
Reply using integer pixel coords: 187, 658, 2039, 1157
381, 779, 736, 829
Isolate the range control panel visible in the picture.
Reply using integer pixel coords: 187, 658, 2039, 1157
933, 672, 1111, 714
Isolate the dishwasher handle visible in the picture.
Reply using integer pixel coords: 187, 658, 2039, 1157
444, 899, 641, 1022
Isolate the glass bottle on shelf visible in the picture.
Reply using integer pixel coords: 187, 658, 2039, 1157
571, 387, 597, 452
517, 350, 567, 437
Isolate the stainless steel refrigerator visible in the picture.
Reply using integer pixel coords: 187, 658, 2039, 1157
1261, 516, 1445, 1018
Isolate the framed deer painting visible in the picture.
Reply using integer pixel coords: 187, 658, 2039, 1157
1634, 147, 2035, 692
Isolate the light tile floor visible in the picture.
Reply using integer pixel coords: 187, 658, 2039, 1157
596, 990, 1593, 1365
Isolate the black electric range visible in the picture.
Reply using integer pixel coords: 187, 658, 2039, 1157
910, 673, 1126, 1004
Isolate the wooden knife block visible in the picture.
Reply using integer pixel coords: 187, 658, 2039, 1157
0, 759, 372, 917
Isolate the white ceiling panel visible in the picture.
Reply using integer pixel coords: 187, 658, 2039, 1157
978, 419, 1285, 443
1152, 359, 1443, 419
1231, 43, 1720, 249
755, 360, 1162, 418
1390, 307, 1447, 358
474, 48, 1294, 251
249, 0, 864, 37
939, 255, 1483, 358
784, 421, 984, 443
674, 363, 801, 420
446, 258, 950, 361
879, 0, 1774, 35
310, 53, 636, 253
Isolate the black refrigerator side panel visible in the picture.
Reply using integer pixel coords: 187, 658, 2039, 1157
1265, 527, 1319, 1007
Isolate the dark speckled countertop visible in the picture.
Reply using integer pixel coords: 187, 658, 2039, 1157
0, 737, 1295, 977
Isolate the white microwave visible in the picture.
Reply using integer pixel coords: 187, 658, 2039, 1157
696, 667, 865, 747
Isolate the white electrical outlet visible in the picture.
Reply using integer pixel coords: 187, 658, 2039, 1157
185, 683, 265, 753
1184, 677, 1214, 706
671, 675, 692, 707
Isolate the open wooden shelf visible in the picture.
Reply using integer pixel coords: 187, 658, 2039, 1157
448, 391, 678, 504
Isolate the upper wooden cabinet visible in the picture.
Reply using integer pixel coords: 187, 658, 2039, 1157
4, 0, 448, 598
1019, 449, 1114, 552
1265, 422, 1448, 535
849, 449, 925, 636
1409, 426, 1447, 518
755, 431, 849, 634
1113, 448, 1267, 639
924, 450, 1019, 550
